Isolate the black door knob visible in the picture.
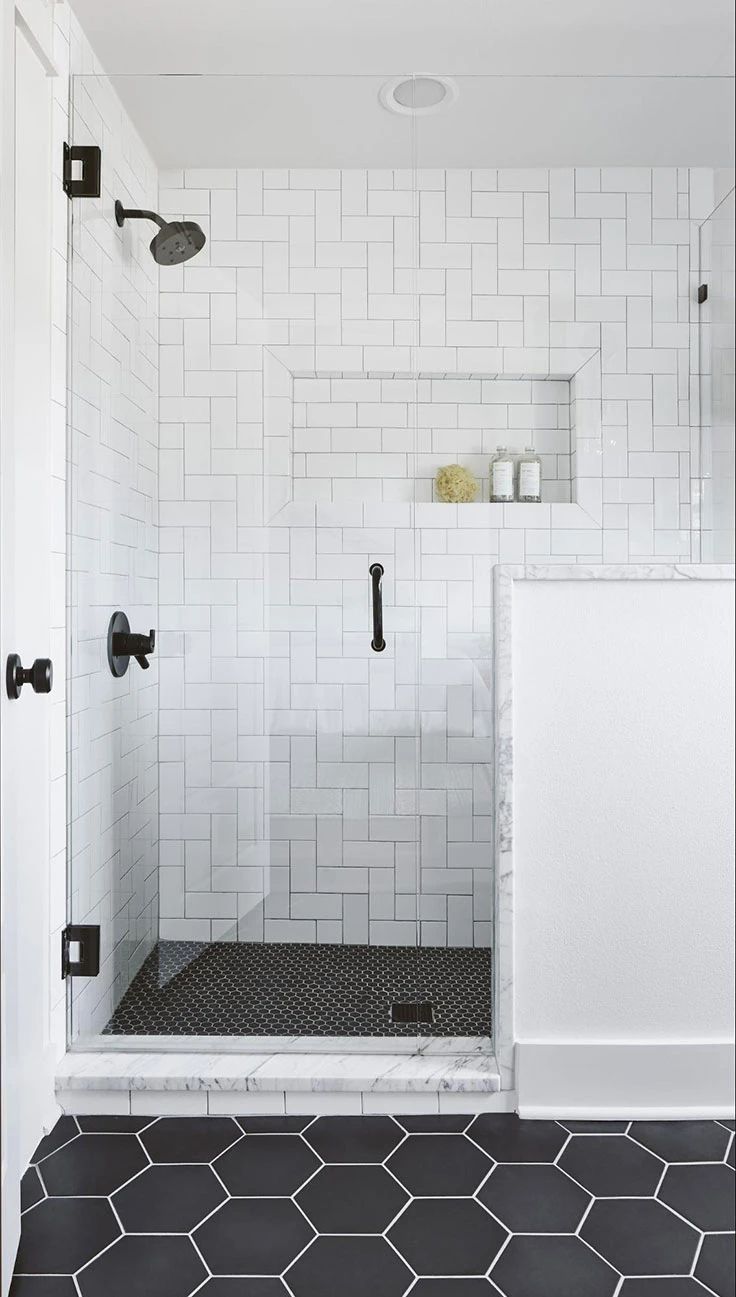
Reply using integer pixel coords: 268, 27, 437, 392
6, 654, 53, 700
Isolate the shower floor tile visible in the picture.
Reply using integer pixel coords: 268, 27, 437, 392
102, 940, 493, 1038
13, 1116, 735, 1296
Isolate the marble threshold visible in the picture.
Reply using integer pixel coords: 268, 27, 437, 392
56, 1042, 501, 1096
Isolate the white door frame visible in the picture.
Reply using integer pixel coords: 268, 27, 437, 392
1, 3, 61, 1289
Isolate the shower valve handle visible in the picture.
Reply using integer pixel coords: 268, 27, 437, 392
6, 654, 53, 699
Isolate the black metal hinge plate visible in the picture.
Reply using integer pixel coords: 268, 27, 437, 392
62, 925, 101, 978
698, 283, 708, 304
63, 144, 101, 198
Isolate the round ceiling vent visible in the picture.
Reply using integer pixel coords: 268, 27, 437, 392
379, 75, 458, 117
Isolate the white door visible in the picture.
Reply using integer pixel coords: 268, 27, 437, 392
0, 7, 58, 1289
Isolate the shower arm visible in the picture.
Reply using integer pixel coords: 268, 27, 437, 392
115, 201, 166, 230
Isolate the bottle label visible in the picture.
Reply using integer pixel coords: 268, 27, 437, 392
519, 461, 541, 499
491, 460, 513, 499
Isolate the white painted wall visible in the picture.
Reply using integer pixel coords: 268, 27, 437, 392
512, 575, 735, 1114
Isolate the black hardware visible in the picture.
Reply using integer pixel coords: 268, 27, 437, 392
6, 654, 53, 700
698, 283, 708, 304
61, 925, 101, 978
107, 611, 156, 676
370, 563, 385, 652
391, 1002, 434, 1025
63, 144, 101, 198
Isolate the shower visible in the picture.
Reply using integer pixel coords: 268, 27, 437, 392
114, 198, 206, 264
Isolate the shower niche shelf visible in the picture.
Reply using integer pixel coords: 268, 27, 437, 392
264, 352, 603, 521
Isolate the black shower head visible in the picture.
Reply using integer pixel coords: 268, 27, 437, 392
115, 199, 206, 265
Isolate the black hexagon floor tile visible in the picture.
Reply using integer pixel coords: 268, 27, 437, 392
397, 1115, 471, 1133
286, 1236, 412, 1297
558, 1134, 663, 1197
304, 1115, 402, 1163
20, 1168, 44, 1213
13, 1198, 120, 1275
629, 1120, 731, 1163
76, 1234, 207, 1297
195, 1283, 288, 1296
38, 1134, 148, 1197
76, 1117, 153, 1133
235, 1117, 313, 1134
112, 1163, 227, 1233
558, 1121, 630, 1133
618, 1281, 710, 1295
31, 1119, 79, 1165
194, 1199, 314, 1275
387, 1134, 492, 1196
215, 1134, 320, 1196
140, 1117, 241, 1163
658, 1161, 735, 1231
694, 1232, 736, 1297
296, 1164, 409, 1233
468, 1115, 567, 1163
477, 1163, 591, 1233
9, 1279, 78, 1296
489, 1235, 618, 1297
389, 1198, 508, 1276
581, 1198, 700, 1276
409, 1283, 495, 1295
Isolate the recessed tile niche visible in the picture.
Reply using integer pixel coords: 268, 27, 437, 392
264, 353, 602, 518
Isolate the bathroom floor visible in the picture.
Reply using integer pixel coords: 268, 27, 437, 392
102, 941, 493, 1038
12, 1114, 735, 1295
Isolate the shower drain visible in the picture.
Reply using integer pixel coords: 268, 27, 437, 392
391, 1001, 434, 1025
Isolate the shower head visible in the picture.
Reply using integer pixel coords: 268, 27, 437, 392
115, 199, 206, 265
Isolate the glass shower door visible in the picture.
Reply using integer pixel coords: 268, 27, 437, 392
699, 188, 735, 562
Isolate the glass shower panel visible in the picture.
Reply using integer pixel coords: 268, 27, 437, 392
67, 73, 435, 1045
66, 74, 160, 1045
699, 189, 735, 562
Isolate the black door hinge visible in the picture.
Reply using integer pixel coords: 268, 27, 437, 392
62, 925, 101, 978
698, 283, 708, 304
62, 143, 101, 198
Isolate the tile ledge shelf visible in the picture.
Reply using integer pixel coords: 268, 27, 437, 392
55, 1048, 502, 1095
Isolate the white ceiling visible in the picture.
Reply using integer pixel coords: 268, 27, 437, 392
71, 0, 735, 76
71, 0, 736, 167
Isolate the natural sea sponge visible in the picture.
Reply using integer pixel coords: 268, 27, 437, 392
435, 464, 479, 503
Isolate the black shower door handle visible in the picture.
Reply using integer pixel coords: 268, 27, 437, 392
370, 563, 385, 652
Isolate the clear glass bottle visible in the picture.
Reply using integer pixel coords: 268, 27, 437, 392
490, 446, 514, 503
516, 445, 542, 502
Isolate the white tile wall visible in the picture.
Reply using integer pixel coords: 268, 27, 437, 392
67, 48, 160, 1036
157, 166, 700, 947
